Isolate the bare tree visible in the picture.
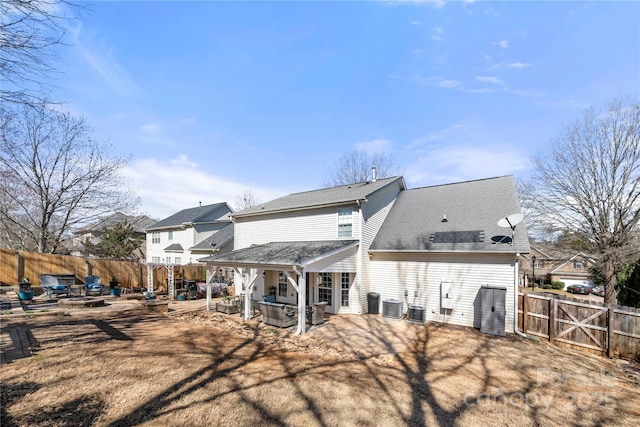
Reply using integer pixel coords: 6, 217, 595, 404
324, 150, 399, 187
234, 188, 261, 210
1, 0, 79, 106
0, 103, 138, 253
529, 97, 640, 304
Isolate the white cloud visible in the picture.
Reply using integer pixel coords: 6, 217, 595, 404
439, 79, 462, 89
475, 76, 505, 85
140, 122, 161, 135
509, 61, 532, 68
411, 20, 422, 25
122, 157, 287, 218
355, 139, 393, 154
69, 23, 143, 97
404, 144, 527, 186
493, 39, 509, 48
403, 120, 529, 187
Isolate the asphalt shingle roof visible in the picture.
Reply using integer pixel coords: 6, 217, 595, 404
147, 203, 231, 230
190, 223, 234, 251
164, 243, 184, 252
199, 240, 358, 267
233, 177, 404, 217
370, 176, 530, 253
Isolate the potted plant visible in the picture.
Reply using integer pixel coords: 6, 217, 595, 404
109, 276, 121, 296
19, 277, 33, 300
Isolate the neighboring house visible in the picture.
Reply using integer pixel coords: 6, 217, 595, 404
70, 212, 157, 259
145, 202, 234, 265
520, 244, 596, 289
202, 175, 529, 335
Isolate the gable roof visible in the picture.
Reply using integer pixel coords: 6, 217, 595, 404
550, 252, 596, 273
233, 176, 405, 218
199, 240, 358, 269
370, 176, 530, 253
146, 202, 232, 231
74, 212, 157, 235
190, 223, 234, 252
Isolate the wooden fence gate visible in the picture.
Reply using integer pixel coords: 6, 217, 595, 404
519, 292, 640, 359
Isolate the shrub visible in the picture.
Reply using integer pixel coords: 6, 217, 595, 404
551, 281, 565, 290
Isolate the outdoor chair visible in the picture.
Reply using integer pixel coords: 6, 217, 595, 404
84, 275, 103, 296
40, 275, 71, 298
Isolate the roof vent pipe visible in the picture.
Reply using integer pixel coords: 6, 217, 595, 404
371, 166, 377, 182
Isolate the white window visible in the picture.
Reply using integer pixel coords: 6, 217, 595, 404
278, 271, 287, 297
341, 272, 350, 307
337, 208, 353, 237
152, 256, 161, 263
174, 257, 181, 265
152, 232, 160, 244
318, 273, 332, 306
574, 260, 585, 269
168, 231, 173, 240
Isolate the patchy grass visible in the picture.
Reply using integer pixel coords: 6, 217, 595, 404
1, 310, 639, 427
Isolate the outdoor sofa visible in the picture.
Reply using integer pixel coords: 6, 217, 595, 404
259, 301, 298, 328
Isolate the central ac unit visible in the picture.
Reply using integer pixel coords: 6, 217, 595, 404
407, 304, 425, 324
382, 298, 403, 319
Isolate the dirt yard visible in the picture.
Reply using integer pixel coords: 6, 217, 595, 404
1, 307, 639, 427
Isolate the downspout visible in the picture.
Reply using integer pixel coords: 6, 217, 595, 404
513, 252, 539, 341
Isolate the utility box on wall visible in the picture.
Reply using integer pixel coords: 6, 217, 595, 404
441, 281, 454, 309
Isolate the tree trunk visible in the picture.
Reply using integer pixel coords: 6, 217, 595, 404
602, 256, 618, 305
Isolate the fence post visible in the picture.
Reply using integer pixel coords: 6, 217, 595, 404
549, 297, 557, 344
15, 251, 22, 284
607, 304, 614, 358
522, 293, 529, 335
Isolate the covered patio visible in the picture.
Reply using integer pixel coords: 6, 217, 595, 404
199, 240, 359, 335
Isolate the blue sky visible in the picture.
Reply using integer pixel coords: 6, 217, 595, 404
53, 0, 639, 219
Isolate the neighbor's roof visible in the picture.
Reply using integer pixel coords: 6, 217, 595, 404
199, 240, 358, 268
74, 212, 157, 234
163, 243, 184, 252
233, 176, 405, 218
370, 176, 530, 253
147, 202, 232, 231
190, 223, 234, 252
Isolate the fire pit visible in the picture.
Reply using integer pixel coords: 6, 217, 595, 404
58, 297, 105, 309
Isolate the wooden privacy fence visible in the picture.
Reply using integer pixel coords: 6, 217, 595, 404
0, 248, 208, 292
518, 292, 640, 359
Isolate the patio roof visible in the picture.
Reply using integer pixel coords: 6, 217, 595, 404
199, 240, 359, 270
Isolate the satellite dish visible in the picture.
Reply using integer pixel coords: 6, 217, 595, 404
497, 213, 524, 230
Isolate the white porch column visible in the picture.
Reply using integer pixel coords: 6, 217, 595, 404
206, 264, 216, 311
288, 267, 306, 335
241, 268, 262, 321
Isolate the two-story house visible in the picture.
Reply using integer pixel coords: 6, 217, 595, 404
202, 175, 529, 336
145, 202, 234, 265
70, 212, 157, 260
521, 244, 596, 289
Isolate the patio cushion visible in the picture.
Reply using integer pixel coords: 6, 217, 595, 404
51, 285, 67, 290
